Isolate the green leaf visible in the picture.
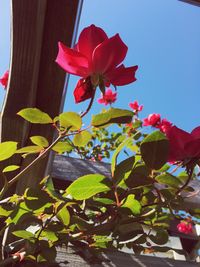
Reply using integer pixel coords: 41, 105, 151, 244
8, 202, 31, 224
155, 173, 182, 188
125, 163, 152, 188
73, 131, 92, 147
92, 108, 133, 127
40, 230, 58, 242
2, 165, 20, 173
121, 194, 141, 215
52, 141, 72, 153
113, 156, 135, 184
0, 141, 17, 161
16, 145, 42, 154
149, 230, 168, 245
93, 198, 114, 205
111, 138, 133, 175
18, 108, 52, 124
12, 230, 34, 240
59, 112, 82, 131
67, 174, 111, 200
0, 206, 12, 217
141, 131, 169, 170
116, 222, 143, 242
30, 136, 49, 148
57, 204, 70, 226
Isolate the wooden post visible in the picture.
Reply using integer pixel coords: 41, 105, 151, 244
0, 0, 83, 194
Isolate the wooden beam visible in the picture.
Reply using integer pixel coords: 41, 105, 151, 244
0, 0, 83, 194
178, 0, 200, 7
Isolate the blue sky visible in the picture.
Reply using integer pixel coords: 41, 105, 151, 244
1, 0, 200, 131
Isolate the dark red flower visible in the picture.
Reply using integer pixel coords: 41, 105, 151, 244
129, 100, 143, 112
177, 221, 193, 234
56, 24, 138, 103
166, 126, 200, 163
143, 113, 161, 127
0, 70, 9, 88
98, 88, 117, 105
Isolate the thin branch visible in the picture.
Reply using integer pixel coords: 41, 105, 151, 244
176, 168, 194, 196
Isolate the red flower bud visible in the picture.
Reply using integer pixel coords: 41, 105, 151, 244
73, 77, 95, 103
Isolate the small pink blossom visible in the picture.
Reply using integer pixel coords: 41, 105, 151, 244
143, 113, 161, 127
129, 100, 143, 112
0, 70, 9, 88
98, 88, 117, 105
159, 119, 173, 134
177, 221, 193, 234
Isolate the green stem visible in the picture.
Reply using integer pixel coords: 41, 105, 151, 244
80, 91, 95, 118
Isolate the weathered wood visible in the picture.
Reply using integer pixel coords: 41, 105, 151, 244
0, 0, 83, 193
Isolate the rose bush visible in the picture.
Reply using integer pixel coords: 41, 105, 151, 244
0, 25, 199, 265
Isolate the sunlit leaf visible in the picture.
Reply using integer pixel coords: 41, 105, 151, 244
2, 165, 20, 173
92, 108, 133, 127
59, 112, 82, 131
18, 108, 52, 124
73, 131, 92, 147
30, 136, 49, 148
121, 194, 141, 215
52, 141, 72, 153
67, 174, 111, 200
0, 141, 17, 161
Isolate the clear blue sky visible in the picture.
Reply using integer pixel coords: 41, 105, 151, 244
1, 0, 200, 131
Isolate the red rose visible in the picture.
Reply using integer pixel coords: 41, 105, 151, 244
166, 126, 200, 162
56, 25, 138, 103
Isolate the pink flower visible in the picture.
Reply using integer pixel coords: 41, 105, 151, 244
177, 221, 193, 234
166, 126, 200, 162
0, 70, 9, 88
56, 24, 138, 103
143, 113, 161, 127
129, 101, 143, 112
98, 88, 117, 105
159, 119, 173, 134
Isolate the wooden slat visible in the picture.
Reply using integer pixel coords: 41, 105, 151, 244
0, 0, 83, 193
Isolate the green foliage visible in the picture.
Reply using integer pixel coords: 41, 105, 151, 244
141, 131, 169, 170
2, 165, 20, 173
30, 136, 49, 148
59, 112, 82, 131
0, 141, 17, 161
92, 108, 133, 127
52, 141, 72, 153
155, 173, 183, 188
66, 174, 111, 200
73, 131, 92, 147
0, 100, 198, 265
18, 108, 52, 124
121, 194, 141, 215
